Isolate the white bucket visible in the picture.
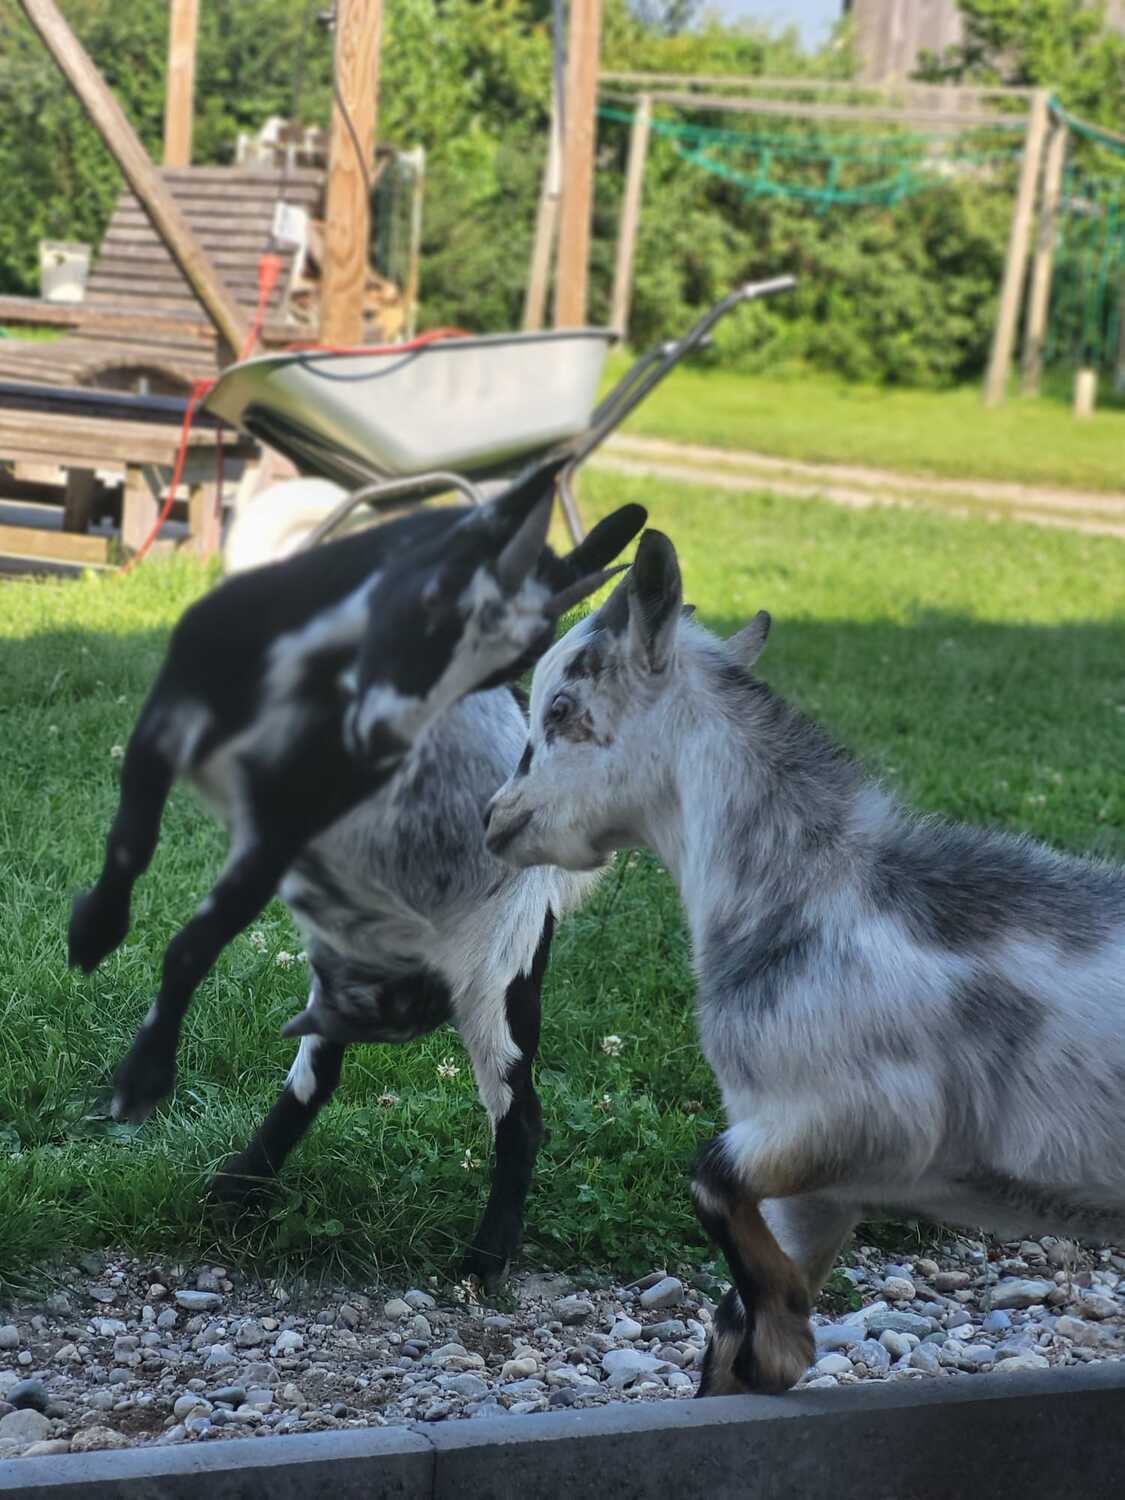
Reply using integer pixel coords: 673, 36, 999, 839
39, 241, 92, 304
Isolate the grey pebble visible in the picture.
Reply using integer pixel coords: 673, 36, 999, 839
638, 1277, 683, 1311
174, 1291, 223, 1313
5, 1379, 49, 1413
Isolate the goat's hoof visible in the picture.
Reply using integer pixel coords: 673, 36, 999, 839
68, 888, 129, 974
459, 1245, 511, 1294
208, 1157, 270, 1218
110, 1047, 176, 1125
698, 1288, 813, 1397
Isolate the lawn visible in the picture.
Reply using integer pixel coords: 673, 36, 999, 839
1, 475, 1123, 1295
606, 356, 1125, 494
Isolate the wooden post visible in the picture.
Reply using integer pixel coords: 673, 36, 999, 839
609, 92, 652, 339
554, 0, 603, 329
163, 0, 198, 168
62, 468, 97, 533
1020, 121, 1068, 397
983, 88, 1050, 407
1073, 367, 1097, 418
120, 465, 160, 554
402, 146, 426, 340
18, 0, 250, 356
321, 0, 382, 347
523, 86, 563, 332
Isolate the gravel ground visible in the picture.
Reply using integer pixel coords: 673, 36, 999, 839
1, 1235, 1123, 1460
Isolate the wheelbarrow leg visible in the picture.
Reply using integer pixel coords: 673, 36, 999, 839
557, 464, 585, 545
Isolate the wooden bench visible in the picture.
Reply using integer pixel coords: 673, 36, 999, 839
0, 165, 324, 393
0, 381, 257, 568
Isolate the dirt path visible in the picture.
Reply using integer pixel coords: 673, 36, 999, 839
593, 436, 1125, 541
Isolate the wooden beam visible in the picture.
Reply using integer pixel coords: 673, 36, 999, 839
615, 90, 1025, 131
163, 0, 198, 168
523, 86, 563, 332
17, 0, 250, 356
321, 0, 382, 347
555, 0, 603, 329
599, 71, 1037, 101
1020, 121, 1068, 397
403, 146, 426, 340
984, 88, 1051, 408
609, 93, 651, 340
0, 520, 110, 565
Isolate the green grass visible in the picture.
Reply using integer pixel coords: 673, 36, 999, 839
1, 481, 1124, 1294
606, 356, 1125, 494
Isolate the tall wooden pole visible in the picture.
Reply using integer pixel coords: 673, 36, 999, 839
163, 0, 198, 168
609, 92, 651, 339
523, 85, 562, 332
1020, 120, 1068, 397
321, 0, 382, 347
554, 0, 603, 329
983, 88, 1050, 408
18, 0, 249, 355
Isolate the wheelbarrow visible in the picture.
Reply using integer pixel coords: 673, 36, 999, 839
204, 277, 795, 562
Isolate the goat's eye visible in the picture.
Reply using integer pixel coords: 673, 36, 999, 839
545, 691, 574, 728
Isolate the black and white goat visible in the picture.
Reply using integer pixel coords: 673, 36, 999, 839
485, 529, 1125, 1389
69, 462, 645, 1282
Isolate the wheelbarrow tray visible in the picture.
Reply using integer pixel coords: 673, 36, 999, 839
205, 329, 615, 481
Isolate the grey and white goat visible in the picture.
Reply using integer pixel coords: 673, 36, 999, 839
485, 529, 1125, 1391
70, 465, 644, 1283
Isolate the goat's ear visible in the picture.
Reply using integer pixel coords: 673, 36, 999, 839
623, 529, 682, 673
562, 503, 647, 580
728, 610, 771, 669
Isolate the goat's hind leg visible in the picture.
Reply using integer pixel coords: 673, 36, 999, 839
112, 839, 294, 1123
69, 721, 174, 974
692, 1135, 817, 1397
211, 1027, 346, 1214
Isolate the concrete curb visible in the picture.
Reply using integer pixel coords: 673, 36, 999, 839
3, 1364, 1123, 1500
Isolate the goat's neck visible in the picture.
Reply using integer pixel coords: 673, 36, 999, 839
637, 679, 864, 943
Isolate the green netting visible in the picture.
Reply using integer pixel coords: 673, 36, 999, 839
598, 103, 1022, 210
1043, 100, 1125, 375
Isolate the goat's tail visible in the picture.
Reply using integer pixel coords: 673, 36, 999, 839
68, 715, 175, 974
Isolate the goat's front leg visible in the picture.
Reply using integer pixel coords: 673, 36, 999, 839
112, 840, 295, 1123
69, 727, 174, 974
692, 1133, 819, 1397
762, 1195, 858, 1304
460, 915, 554, 1289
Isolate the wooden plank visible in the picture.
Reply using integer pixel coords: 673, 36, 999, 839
523, 84, 562, 332
1020, 120, 1068, 397
0, 520, 110, 564
322, 0, 382, 345
120, 465, 159, 552
62, 467, 97, 532
984, 88, 1050, 407
18, 0, 250, 354
187, 481, 221, 556
599, 71, 1036, 100
555, 0, 603, 328
634, 90, 1025, 129
163, 0, 198, 168
609, 92, 651, 339
0, 412, 234, 466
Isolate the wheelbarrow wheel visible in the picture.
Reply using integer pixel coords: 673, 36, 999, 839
224, 477, 360, 573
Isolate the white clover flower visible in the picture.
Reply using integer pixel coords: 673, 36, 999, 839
275, 950, 297, 969
48, 725, 59, 736
600, 1034, 624, 1058
110, 744, 125, 760
437, 1057, 461, 1081
594, 1093, 613, 1112
461, 1148, 480, 1171
248, 929, 268, 952
378, 1092, 400, 1108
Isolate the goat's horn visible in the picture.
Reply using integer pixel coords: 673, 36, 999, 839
281, 1011, 322, 1039
547, 563, 629, 617
496, 492, 554, 594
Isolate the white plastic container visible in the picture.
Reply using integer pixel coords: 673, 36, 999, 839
39, 241, 91, 303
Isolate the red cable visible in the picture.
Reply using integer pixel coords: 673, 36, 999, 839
122, 255, 469, 571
